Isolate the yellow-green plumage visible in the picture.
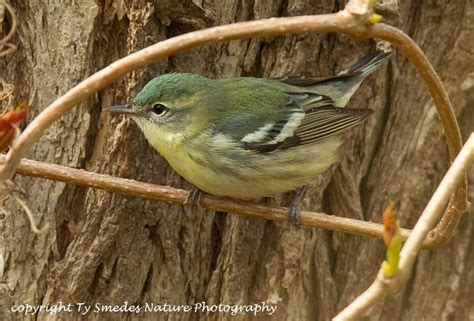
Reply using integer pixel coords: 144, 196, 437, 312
110, 52, 391, 201
138, 117, 342, 199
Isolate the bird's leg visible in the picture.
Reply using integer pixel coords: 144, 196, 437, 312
287, 185, 309, 226
185, 186, 206, 207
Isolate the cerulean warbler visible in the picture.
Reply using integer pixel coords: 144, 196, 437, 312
106, 51, 391, 223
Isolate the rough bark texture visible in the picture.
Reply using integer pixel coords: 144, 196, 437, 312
1, 0, 473, 320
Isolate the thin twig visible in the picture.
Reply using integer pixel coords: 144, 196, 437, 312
0, 2, 17, 43
0, 179, 49, 234
3, 154, 425, 245
0, 1, 18, 57
11, 193, 50, 234
333, 133, 474, 321
0, 42, 16, 58
0, 1, 467, 246
0, 78, 14, 110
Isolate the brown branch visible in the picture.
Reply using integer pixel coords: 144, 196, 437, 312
0, 78, 14, 109
12, 193, 50, 234
365, 23, 469, 248
0, 1, 468, 247
0, 1, 18, 57
333, 133, 474, 321
4, 154, 424, 245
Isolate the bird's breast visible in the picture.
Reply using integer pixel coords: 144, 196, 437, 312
137, 121, 342, 199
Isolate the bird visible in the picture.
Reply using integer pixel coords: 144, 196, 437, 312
106, 51, 391, 224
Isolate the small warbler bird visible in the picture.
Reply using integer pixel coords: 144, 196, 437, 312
106, 51, 391, 223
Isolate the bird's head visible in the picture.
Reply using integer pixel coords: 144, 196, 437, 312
106, 73, 216, 149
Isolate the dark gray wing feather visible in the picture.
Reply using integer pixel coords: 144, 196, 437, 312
244, 92, 372, 153
295, 106, 373, 145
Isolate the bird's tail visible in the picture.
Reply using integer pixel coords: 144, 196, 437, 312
338, 51, 392, 79
315, 50, 392, 107
277, 51, 392, 107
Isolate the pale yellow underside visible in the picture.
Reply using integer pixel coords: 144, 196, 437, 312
135, 119, 342, 200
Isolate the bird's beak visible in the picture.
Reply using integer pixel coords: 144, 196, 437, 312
104, 104, 137, 116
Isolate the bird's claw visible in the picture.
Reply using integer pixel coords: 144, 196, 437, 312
287, 201, 302, 226
185, 187, 205, 207
286, 185, 309, 226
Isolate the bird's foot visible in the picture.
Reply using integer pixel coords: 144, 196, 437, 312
185, 186, 206, 207
287, 186, 309, 226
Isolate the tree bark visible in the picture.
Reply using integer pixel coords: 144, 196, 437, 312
1, 0, 473, 320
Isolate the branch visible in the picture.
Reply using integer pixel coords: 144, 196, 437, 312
333, 133, 474, 321
11, 193, 49, 234
4, 154, 424, 245
0, 1, 18, 57
0, 1, 468, 246
366, 24, 469, 248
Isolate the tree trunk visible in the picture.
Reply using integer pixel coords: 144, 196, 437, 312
1, 0, 473, 320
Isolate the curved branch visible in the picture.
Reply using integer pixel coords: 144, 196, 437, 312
366, 24, 469, 247
0, 2, 18, 57
333, 133, 474, 321
12, 193, 50, 234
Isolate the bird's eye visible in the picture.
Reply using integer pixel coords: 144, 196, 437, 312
151, 103, 169, 117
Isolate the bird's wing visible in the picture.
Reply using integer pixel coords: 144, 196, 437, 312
243, 92, 372, 153
293, 105, 373, 145
238, 93, 333, 144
